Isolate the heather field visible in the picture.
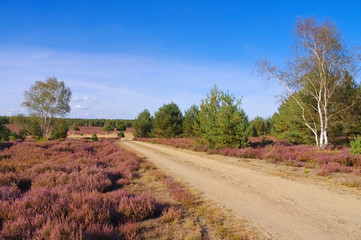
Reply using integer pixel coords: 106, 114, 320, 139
136, 137, 361, 178
0, 139, 252, 239
0, 139, 151, 239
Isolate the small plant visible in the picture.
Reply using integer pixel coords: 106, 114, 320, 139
91, 133, 98, 141
118, 131, 125, 138
161, 206, 182, 223
349, 136, 361, 155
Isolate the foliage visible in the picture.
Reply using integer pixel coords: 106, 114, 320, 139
133, 109, 153, 138
12, 114, 43, 138
152, 102, 183, 138
350, 136, 361, 155
51, 120, 69, 139
22, 77, 72, 137
116, 124, 126, 131
250, 116, 271, 137
183, 104, 200, 137
91, 133, 98, 141
0, 123, 10, 141
257, 17, 361, 149
271, 96, 314, 145
198, 86, 250, 149
118, 131, 125, 138
102, 125, 114, 131
72, 122, 80, 131
138, 137, 361, 175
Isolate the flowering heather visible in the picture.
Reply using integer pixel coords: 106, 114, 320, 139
138, 137, 361, 175
0, 139, 159, 239
161, 206, 182, 223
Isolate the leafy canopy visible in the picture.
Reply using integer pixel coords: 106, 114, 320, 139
22, 77, 72, 137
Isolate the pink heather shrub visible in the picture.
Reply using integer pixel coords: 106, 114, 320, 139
119, 222, 139, 240
117, 192, 158, 222
139, 137, 361, 175
0, 139, 158, 239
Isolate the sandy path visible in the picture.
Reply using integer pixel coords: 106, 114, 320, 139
122, 140, 361, 240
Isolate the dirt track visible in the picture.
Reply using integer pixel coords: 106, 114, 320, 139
121, 140, 361, 240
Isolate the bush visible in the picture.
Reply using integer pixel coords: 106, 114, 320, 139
350, 136, 361, 155
0, 123, 10, 141
102, 125, 114, 131
116, 124, 126, 131
51, 120, 69, 139
118, 131, 125, 138
91, 133, 98, 141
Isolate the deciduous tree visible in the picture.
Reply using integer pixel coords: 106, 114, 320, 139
22, 77, 72, 137
257, 17, 360, 148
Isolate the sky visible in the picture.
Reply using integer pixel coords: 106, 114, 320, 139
1, 0, 361, 120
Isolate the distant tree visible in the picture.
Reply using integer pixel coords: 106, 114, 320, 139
102, 125, 114, 131
12, 114, 43, 138
22, 77, 72, 137
116, 123, 126, 131
0, 122, 10, 141
72, 122, 80, 131
198, 86, 250, 149
250, 116, 271, 137
133, 109, 153, 138
51, 120, 69, 139
183, 104, 200, 137
153, 103, 183, 138
257, 17, 361, 149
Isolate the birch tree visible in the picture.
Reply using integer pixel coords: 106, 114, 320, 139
22, 77, 72, 137
257, 17, 360, 149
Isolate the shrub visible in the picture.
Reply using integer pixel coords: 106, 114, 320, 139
116, 124, 126, 131
0, 139, 160, 239
90, 133, 98, 141
51, 120, 69, 139
118, 131, 125, 138
0, 123, 10, 141
350, 136, 361, 155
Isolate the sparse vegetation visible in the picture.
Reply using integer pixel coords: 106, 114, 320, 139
90, 133, 98, 141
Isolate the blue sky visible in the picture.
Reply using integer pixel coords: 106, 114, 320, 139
1, 0, 360, 119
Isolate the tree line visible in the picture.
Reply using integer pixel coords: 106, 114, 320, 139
133, 85, 251, 149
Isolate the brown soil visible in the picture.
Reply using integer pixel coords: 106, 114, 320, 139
122, 139, 361, 240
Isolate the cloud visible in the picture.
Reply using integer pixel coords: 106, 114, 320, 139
0, 46, 282, 119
